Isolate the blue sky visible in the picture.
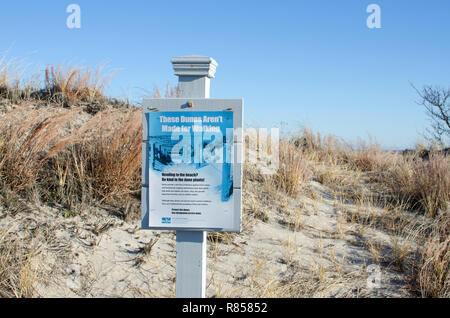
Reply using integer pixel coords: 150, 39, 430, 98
1, 0, 449, 148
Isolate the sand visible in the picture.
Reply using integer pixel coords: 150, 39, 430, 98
0, 177, 418, 298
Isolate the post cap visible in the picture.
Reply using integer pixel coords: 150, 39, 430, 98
171, 55, 218, 78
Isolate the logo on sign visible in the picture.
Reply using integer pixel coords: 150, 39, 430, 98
162, 217, 172, 224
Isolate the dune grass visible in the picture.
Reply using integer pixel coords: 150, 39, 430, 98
0, 60, 449, 298
272, 139, 312, 196
293, 128, 449, 218
42, 64, 114, 105
1, 57, 127, 115
41, 109, 142, 208
0, 228, 36, 298
419, 213, 449, 297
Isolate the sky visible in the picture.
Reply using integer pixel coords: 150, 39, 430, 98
0, 0, 449, 149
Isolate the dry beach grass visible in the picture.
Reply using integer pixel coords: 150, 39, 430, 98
0, 60, 449, 298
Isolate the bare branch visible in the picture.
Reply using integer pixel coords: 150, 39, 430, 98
412, 84, 450, 145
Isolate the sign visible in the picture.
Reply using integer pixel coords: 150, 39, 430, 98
142, 99, 243, 232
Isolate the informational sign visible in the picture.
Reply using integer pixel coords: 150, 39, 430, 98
142, 99, 243, 232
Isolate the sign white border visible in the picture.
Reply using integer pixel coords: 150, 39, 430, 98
141, 98, 243, 232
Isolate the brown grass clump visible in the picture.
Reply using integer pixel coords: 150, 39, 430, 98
272, 140, 311, 196
1, 58, 126, 114
0, 229, 36, 298
341, 140, 398, 173
418, 213, 449, 297
0, 56, 15, 100
0, 55, 39, 104
2, 56, 450, 298
379, 154, 450, 218
0, 104, 142, 214
40, 109, 142, 208
43, 64, 113, 105
0, 106, 80, 192
297, 128, 449, 217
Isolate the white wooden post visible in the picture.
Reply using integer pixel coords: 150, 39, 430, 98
171, 55, 218, 298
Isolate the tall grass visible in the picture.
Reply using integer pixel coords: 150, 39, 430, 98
42, 109, 142, 206
295, 128, 449, 217
0, 104, 142, 213
1, 59, 449, 298
273, 139, 311, 196
0, 54, 39, 103
0, 229, 36, 298
419, 213, 449, 297
379, 154, 450, 218
43, 64, 114, 104
1, 57, 122, 114
0, 59, 139, 215
0, 106, 80, 192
